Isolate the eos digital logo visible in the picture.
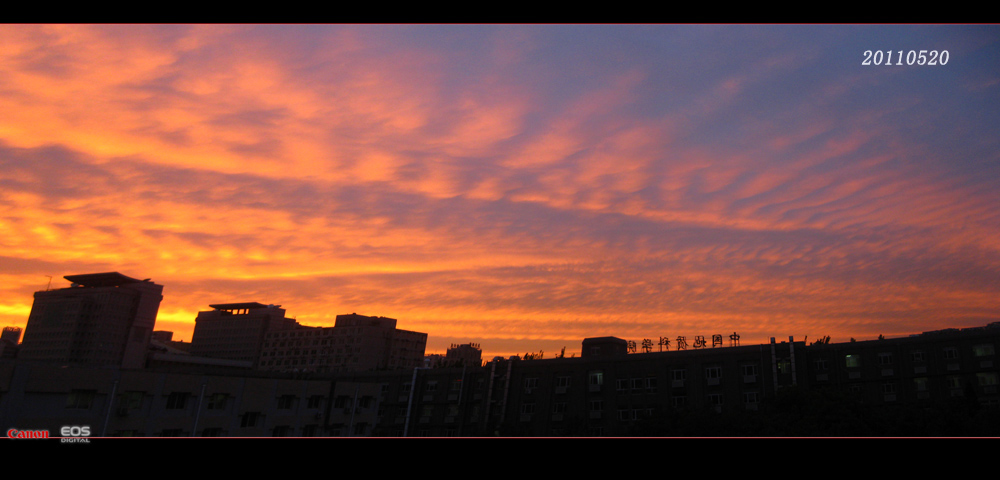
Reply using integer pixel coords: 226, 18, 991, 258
60, 425, 91, 443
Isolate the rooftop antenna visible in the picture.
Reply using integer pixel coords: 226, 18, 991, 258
45, 275, 52, 291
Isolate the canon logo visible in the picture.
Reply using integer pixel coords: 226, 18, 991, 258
7, 428, 50, 439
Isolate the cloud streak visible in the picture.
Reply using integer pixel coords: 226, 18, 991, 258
1, 25, 998, 357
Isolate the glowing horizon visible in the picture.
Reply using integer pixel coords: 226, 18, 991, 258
1, 25, 998, 359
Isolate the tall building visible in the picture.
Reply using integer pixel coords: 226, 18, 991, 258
446, 343, 482, 367
189, 302, 297, 366
0, 326, 22, 359
1, 326, 21, 344
18, 272, 163, 369
258, 313, 427, 373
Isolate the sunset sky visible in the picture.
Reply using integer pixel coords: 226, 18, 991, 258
1, 24, 998, 358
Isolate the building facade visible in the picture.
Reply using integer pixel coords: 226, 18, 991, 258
258, 313, 427, 373
189, 303, 298, 367
18, 272, 163, 369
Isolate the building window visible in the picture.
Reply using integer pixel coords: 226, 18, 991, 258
66, 390, 96, 410
166, 392, 189, 410
521, 403, 535, 415
307, 395, 323, 409
705, 366, 721, 381
631, 378, 644, 392
207, 393, 228, 410
553, 402, 567, 414
272, 426, 292, 437
882, 382, 896, 394
708, 393, 723, 406
672, 396, 687, 408
589, 370, 604, 387
616, 379, 629, 392
878, 353, 893, 365
589, 399, 603, 413
814, 359, 829, 371
743, 392, 759, 404
426, 381, 438, 392
947, 376, 963, 389
914, 377, 929, 391
777, 359, 791, 374
240, 412, 263, 428
845, 354, 862, 368
673, 370, 686, 381
743, 365, 758, 376
524, 378, 538, 391
974, 344, 995, 357
978, 372, 998, 387
120, 391, 143, 410
911, 351, 925, 362
944, 348, 958, 360
646, 377, 657, 393
277, 395, 296, 410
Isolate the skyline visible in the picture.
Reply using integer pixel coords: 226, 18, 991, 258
1, 25, 999, 358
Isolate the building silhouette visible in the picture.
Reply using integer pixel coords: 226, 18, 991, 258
0, 327, 21, 359
18, 272, 163, 369
445, 343, 482, 367
2, 321, 998, 436
258, 313, 427, 373
189, 302, 297, 367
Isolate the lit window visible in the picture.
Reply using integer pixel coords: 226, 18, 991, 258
845, 355, 861, 368
974, 344, 995, 357
207, 393, 228, 410
66, 390, 96, 410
